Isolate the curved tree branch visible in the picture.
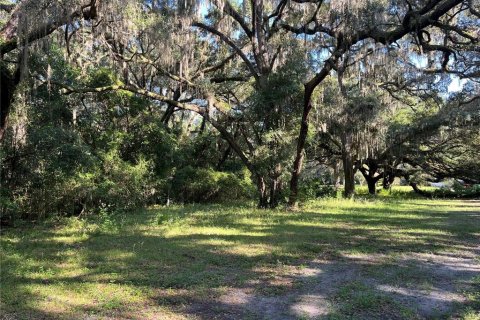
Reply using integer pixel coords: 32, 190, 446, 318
192, 22, 259, 81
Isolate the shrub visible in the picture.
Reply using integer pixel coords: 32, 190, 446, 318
170, 166, 254, 203
60, 151, 153, 214
4, 149, 153, 220
299, 178, 337, 201
432, 183, 480, 199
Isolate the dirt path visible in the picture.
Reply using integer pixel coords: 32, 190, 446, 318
200, 251, 479, 319
181, 206, 480, 319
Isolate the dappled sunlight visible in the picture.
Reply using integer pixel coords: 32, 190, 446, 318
219, 243, 275, 258
290, 293, 331, 318
165, 227, 271, 239
1, 199, 479, 319
376, 284, 467, 315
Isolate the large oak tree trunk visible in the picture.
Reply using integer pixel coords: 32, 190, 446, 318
0, 66, 20, 142
343, 152, 355, 198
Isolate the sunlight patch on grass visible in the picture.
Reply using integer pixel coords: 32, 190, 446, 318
1, 198, 479, 319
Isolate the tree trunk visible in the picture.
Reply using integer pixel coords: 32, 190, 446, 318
382, 172, 395, 190
340, 132, 355, 198
359, 159, 384, 195
257, 176, 269, 208
343, 152, 355, 198
288, 60, 336, 208
216, 146, 231, 170
0, 65, 20, 142
269, 178, 279, 208
400, 171, 432, 198
333, 160, 341, 189
367, 178, 376, 195
160, 104, 175, 125
409, 182, 432, 198
256, 174, 283, 209
288, 97, 313, 208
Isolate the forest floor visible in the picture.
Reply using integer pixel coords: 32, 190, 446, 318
1, 195, 479, 319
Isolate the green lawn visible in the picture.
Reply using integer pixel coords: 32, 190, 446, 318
1, 196, 479, 319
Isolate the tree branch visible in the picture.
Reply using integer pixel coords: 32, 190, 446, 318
0, 0, 101, 55
222, 0, 253, 38
192, 22, 259, 80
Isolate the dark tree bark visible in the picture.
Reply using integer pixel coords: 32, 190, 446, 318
358, 159, 384, 195
269, 179, 279, 208
367, 178, 376, 195
0, 65, 20, 142
217, 146, 231, 169
342, 152, 355, 198
161, 105, 175, 124
339, 131, 357, 198
257, 176, 282, 209
382, 172, 396, 190
288, 64, 334, 207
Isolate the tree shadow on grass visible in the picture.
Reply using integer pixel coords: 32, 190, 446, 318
1, 200, 479, 319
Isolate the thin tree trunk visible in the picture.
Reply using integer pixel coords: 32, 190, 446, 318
340, 132, 355, 198
160, 104, 175, 124
216, 146, 231, 170
401, 171, 432, 198
288, 98, 312, 208
333, 160, 341, 189
343, 152, 355, 198
257, 176, 269, 208
200, 115, 207, 132
289, 62, 337, 208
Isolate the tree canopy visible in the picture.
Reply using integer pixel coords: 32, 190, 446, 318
1, 0, 479, 219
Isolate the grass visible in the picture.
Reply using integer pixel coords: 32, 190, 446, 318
1, 193, 479, 319
331, 281, 410, 318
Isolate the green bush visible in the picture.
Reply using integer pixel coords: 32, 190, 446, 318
58, 151, 153, 214
299, 179, 337, 201
171, 166, 254, 203
216, 171, 255, 202
432, 183, 480, 199
3, 148, 153, 220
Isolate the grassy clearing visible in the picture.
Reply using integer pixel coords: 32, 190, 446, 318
1, 195, 479, 319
